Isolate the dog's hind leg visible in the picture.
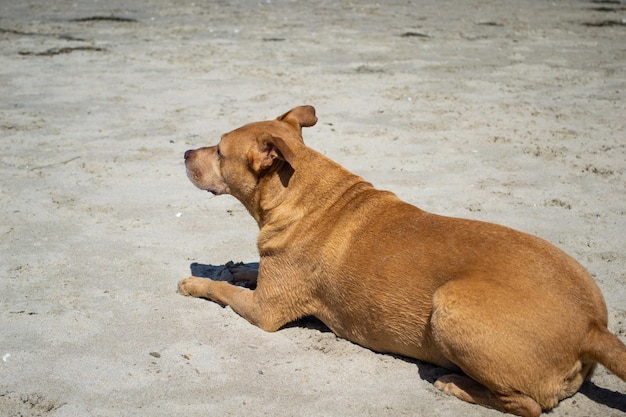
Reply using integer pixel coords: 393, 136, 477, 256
435, 374, 542, 417
429, 277, 586, 415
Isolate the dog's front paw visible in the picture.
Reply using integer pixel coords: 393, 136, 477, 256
178, 276, 212, 298
227, 263, 259, 288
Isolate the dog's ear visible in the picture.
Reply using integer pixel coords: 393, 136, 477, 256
248, 132, 296, 172
277, 105, 318, 134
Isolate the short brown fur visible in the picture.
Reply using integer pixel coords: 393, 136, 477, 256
179, 106, 626, 417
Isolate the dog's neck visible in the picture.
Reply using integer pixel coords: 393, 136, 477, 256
247, 147, 372, 255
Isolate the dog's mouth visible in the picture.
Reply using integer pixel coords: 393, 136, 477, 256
193, 179, 222, 195
185, 166, 220, 195
196, 179, 224, 195
184, 153, 228, 196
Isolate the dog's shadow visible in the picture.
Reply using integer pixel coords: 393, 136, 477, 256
191, 261, 259, 287
189, 261, 626, 413
579, 380, 626, 413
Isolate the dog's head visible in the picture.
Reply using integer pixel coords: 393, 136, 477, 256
184, 105, 318, 202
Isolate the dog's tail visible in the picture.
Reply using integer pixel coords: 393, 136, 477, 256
583, 323, 626, 382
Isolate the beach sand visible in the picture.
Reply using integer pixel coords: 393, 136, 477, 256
1, 1, 624, 415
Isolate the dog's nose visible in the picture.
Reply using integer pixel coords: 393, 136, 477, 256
184, 149, 193, 160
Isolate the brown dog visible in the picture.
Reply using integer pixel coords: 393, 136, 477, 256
179, 106, 626, 416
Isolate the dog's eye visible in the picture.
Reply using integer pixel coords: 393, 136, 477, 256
216, 147, 222, 158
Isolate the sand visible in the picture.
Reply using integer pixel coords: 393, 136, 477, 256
0, 0, 625, 416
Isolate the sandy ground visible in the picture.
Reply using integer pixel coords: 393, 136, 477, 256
1, 0, 625, 416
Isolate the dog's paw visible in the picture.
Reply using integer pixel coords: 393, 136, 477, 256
178, 276, 211, 298
227, 263, 259, 288
434, 375, 458, 393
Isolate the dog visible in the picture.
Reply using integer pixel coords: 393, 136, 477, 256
178, 105, 626, 416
